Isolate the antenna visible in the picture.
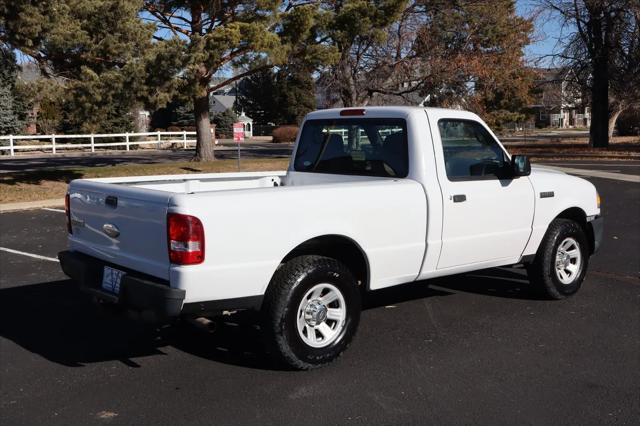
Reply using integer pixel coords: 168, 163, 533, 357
418, 95, 431, 107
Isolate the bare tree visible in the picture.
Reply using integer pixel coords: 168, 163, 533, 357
321, 0, 535, 122
541, 0, 639, 147
608, 5, 640, 137
319, 0, 410, 107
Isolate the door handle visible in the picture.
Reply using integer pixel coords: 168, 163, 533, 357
452, 194, 466, 203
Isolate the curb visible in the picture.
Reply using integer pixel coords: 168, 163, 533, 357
0, 198, 65, 213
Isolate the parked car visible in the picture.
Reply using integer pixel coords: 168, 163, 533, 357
59, 106, 603, 369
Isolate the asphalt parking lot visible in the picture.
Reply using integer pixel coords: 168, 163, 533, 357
1, 164, 639, 425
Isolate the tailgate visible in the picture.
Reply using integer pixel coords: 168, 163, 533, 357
68, 180, 173, 280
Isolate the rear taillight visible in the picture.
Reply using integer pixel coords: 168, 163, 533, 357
65, 193, 72, 234
167, 213, 205, 265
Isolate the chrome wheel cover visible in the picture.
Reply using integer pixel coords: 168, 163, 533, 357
296, 283, 347, 348
555, 237, 582, 285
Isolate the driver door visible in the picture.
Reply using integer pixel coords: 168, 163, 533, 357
434, 119, 534, 269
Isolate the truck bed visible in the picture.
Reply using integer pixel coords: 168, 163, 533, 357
86, 171, 287, 194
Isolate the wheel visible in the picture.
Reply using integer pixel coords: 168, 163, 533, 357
261, 255, 361, 370
527, 218, 589, 299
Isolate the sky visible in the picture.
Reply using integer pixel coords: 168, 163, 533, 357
516, 0, 565, 65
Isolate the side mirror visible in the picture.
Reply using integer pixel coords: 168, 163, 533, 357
511, 155, 531, 177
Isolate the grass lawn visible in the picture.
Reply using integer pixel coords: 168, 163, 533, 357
504, 135, 640, 160
0, 158, 289, 204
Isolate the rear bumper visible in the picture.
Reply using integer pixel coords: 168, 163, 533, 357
58, 250, 185, 320
588, 215, 604, 254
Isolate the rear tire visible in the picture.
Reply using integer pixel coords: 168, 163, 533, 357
527, 218, 589, 299
262, 255, 361, 370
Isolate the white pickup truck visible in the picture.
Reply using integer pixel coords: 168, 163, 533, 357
59, 106, 603, 369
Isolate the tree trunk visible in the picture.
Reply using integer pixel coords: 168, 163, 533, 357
589, 58, 609, 148
192, 83, 214, 161
189, 2, 213, 162
608, 104, 624, 139
338, 52, 358, 107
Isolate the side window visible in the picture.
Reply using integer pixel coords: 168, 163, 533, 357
438, 119, 509, 180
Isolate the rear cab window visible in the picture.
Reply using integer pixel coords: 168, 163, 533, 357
294, 118, 408, 178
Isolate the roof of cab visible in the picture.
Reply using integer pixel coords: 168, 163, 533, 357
305, 106, 480, 121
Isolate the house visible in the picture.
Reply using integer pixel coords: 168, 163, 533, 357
209, 76, 238, 114
530, 68, 591, 128
209, 94, 236, 115
207, 76, 254, 138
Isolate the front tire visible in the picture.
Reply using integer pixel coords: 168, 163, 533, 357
262, 255, 361, 370
527, 218, 589, 299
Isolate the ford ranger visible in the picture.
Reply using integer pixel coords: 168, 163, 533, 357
59, 106, 603, 369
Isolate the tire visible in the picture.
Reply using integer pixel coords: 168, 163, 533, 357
527, 218, 589, 299
261, 255, 361, 370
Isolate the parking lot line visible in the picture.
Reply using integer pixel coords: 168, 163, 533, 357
545, 163, 640, 167
41, 208, 65, 213
0, 247, 59, 262
540, 166, 640, 183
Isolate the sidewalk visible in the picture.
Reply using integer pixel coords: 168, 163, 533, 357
0, 198, 65, 213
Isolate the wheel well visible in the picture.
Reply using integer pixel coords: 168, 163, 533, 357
555, 207, 595, 253
556, 207, 586, 225
281, 235, 369, 289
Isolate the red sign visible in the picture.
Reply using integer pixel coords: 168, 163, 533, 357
233, 122, 244, 142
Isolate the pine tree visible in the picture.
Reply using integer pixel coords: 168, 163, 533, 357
238, 66, 316, 125
277, 67, 316, 124
0, 83, 20, 135
0, 47, 24, 135
237, 70, 280, 124
141, 1, 335, 160
1, 0, 182, 134
173, 103, 195, 129
212, 109, 237, 139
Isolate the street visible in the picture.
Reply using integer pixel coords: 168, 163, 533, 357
0, 165, 638, 425
0, 143, 292, 174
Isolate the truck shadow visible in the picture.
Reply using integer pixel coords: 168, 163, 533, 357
0, 267, 540, 370
431, 267, 546, 300
0, 280, 173, 368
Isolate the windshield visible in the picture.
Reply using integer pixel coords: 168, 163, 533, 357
293, 118, 408, 178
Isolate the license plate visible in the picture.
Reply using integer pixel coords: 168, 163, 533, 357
102, 266, 125, 294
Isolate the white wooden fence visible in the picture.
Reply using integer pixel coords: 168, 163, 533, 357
0, 131, 201, 156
